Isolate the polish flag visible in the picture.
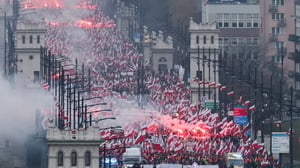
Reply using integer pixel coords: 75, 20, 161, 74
42, 82, 50, 90
209, 82, 216, 87
243, 100, 251, 106
134, 130, 147, 144
152, 136, 164, 152
227, 91, 234, 96
220, 86, 227, 91
215, 83, 222, 88
249, 105, 256, 110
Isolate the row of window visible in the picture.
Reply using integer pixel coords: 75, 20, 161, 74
21, 35, 40, 44
57, 151, 91, 166
218, 37, 259, 46
196, 35, 215, 45
272, 0, 284, 6
216, 13, 259, 28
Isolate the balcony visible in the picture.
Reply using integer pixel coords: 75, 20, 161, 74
269, 33, 278, 42
269, 5, 278, 13
277, 19, 286, 27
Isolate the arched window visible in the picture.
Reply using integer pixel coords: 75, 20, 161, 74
71, 151, 77, 166
85, 151, 91, 166
196, 35, 199, 44
158, 57, 167, 63
57, 151, 63, 166
203, 36, 207, 44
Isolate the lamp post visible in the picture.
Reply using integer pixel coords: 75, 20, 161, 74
289, 86, 294, 168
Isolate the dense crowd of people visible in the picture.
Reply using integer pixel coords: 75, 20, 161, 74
20, 0, 282, 167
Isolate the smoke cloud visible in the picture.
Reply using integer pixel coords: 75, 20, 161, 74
0, 76, 51, 141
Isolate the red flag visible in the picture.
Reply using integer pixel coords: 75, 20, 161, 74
134, 130, 147, 144
152, 136, 164, 152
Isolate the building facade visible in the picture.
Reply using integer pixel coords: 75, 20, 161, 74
14, 20, 45, 88
260, 0, 295, 85
47, 123, 101, 168
202, 1, 260, 61
189, 18, 219, 105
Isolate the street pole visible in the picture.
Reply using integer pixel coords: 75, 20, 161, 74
289, 86, 294, 168
202, 47, 205, 97
261, 71, 264, 143
213, 49, 217, 111
270, 75, 273, 157
197, 46, 201, 103
208, 48, 211, 99
279, 46, 284, 163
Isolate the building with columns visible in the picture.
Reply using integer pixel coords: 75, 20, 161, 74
14, 20, 45, 88
189, 18, 219, 105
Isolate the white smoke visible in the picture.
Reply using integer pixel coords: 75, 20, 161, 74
0, 76, 52, 140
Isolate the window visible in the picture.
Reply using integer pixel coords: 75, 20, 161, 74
37, 35, 40, 44
29, 55, 34, 60
196, 35, 199, 44
57, 151, 63, 166
272, 0, 284, 5
29, 35, 33, 44
34, 71, 39, 83
252, 38, 259, 45
272, 13, 284, 20
224, 38, 229, 45
85, 151, 91, 166
296, 82, 300, 94
211, 36, 214, 44
238, 14, 244, 28
158, 64, 168, 72
231, 38, 237, 46
272, 27, 284, 34
296, 63, 300, 73
71, 151, 77, 166
158, 57, 167, 62
231, 14, 237, 28
203, 36, 207, 44
22, 35, 25, 44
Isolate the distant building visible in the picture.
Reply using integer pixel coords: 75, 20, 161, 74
142, 27, 175, 74
46, 123, 101, 168
202, 0, 260, 61
0, 1, 14, 77
0, 138, 26, 168
188, 18, 220, 105
14, 20, 45, 88
260, 0, 295, 84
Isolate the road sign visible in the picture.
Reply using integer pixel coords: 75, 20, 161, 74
272, 132, 289, 153
204, 100, 219, 109
233, 106, 248, 115
233, 115, 248, 125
